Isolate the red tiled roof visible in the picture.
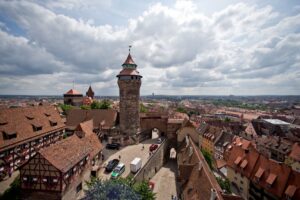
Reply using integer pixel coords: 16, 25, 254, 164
66, 109, 117, 130
117, 68, 141, 76
250, 154, 291, 198
227, 145, 259, 178
178, 137, 223, 200
285, 170, 300, 200
122, 53, 136, 65
39, 135, 92, 173
64, 89, 82, 95
74, 119, 103, 158
289, 142, 300, 162
0, 106, 65, 151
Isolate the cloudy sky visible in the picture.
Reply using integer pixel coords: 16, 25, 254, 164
0, 0, 299, 96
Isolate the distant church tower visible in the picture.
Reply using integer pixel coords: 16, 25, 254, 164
117, 47, 142, 140
86, 85, 94, 99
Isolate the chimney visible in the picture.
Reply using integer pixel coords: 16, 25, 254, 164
210, 188, 217, 200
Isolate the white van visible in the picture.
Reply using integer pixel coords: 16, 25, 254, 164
130, 157, 142, 173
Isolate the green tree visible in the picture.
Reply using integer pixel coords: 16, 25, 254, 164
224, 117, 231, 122
81, 105, 91, 110
84, 177, 155, 200
134, 181, 156, 200
91, 100, 111, 109
99, 100, 111, 109
83, 178, 140, 200
176, 107, 186, 113
140, 103, 148, 113
91, 101, 101, 109
201, 149, 213, 169
216, 177, 231, 194
59, 104, 74, 113
0, 177, 21, 200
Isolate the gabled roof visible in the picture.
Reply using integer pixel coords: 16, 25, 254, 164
178, 137, 223, 200
39, 135, 92, 173
74, 119, 103, 158
66, 109, 117, 130
288, 142, 300, 162
64, 89, 82, 95
250, 154, 291, 198
0, 105, 65, 151
227, 145, 259, 178
285, 170, 300, 200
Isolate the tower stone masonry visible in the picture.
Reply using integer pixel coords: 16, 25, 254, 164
117, 50, 142, 139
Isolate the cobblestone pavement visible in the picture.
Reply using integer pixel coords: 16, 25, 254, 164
0, 170, 19, 195
150, 160, 179, 200
98, 138, 160, 180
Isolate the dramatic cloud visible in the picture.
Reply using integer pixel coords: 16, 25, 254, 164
0, 0, 299, 95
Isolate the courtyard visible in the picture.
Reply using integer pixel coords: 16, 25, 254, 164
98, 138, 161, 180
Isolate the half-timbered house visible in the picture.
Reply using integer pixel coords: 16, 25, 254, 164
0, 105, 65, 178
20, 119, 103, 200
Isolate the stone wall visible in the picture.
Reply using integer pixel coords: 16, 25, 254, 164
118, 79, 141, 137
133, 139, 168, 182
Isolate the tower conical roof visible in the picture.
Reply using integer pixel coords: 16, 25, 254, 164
122, 53, 137, 68
86, 85, 94, 98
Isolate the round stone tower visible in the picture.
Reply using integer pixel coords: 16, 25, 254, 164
117, 49, 142, 141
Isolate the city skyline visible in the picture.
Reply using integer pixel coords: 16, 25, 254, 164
0, 0, 300, 95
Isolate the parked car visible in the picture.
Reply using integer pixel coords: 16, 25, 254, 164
149, 144, 158, 152
111, 163, 125, 179
105, 159, 119, 173
106, 143, 121, 150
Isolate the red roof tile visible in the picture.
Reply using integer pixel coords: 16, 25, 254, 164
66, 109, 117, 130
64, 89, 82, 95
117, 68, 141, 76
250, 155, 291, 198
122, 53, 136, 65
227, 145, 260, 178
285, 170, 300, 199
0, 106, 65, 151
39, 135, 91, 173
289, 142, 300, 162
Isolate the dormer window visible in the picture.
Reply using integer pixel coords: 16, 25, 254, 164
32, 124, 43, 132
266, 173, 277, 188
49, 120, 57, 127
26, 115, 34, 120
0, 120, 8, 126
2, 131, 17, 140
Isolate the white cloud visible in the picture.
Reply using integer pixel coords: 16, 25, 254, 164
0, 0, 299, 95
